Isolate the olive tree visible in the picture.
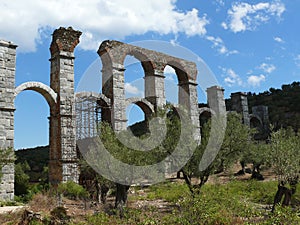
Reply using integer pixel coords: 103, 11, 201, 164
267, 127, 300, 211
182, 112, 252, 195
77, 106, 195, 215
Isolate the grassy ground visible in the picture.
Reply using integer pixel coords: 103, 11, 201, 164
0, 179, 299, 224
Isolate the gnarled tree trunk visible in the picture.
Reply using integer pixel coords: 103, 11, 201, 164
115, 183, 130, 217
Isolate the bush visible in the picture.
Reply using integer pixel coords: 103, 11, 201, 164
57, 181, 88, 200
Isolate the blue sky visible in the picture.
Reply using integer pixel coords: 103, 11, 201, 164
0, 0, 299, 149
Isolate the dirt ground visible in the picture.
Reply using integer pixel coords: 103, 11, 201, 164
0, 163, 278, 224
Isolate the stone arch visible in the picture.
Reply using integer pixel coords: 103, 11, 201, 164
125, 97, 155, 120
199, 107, 216, 117
14, 82, 57, 107
124, 50, 155, 77
249, 114, 263, 128
98, 40, 155, 74
199, 107, 216, 127
164, 61, 189, 84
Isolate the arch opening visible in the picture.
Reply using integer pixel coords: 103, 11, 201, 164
14, 90, 51, 150
250, 115, 264, 140
164, 65, 178, 104
14, 90, 50, 188
124, 55, 145, 98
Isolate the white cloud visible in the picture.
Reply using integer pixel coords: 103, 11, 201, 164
206, 36, 238, 55
274, 36, 284, 43
222, 68, 243, 86
223, 1, 285, 33
221, 22, 228, 30
164, 65, 176, 81
259, 63, 276, 73
124, 83, 142, 95
164, 65, 176, 74
247, 74, 266, 86
0, 0, 209, 52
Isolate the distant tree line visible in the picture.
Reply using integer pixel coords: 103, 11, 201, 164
247, 81, 300, 131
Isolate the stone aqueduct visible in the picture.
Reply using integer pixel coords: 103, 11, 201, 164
0, 27, 268, 200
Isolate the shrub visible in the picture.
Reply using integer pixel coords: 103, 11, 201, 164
57, 181, 88, 200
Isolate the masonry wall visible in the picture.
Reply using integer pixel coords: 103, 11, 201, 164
0, 40, 17, 201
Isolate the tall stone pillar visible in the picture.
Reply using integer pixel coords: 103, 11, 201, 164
49, 27, 81, 185
98, 41, 128, 132
0, 40, 17, 200
230, 92, 250, 126
207, 86, 226, 115
145, 66, 166, 109
101, 63, 127, 131
179, 80, 201, 141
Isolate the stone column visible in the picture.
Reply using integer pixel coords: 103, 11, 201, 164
179, 80, 201, 141
0, 40, 17, 201
49, 27, 81, 185
207, 86, 226, 115
101, 63, 127, 132
230, 92, 250, 126
144, 67, 166, 109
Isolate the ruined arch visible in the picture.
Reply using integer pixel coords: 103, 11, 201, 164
125, 97, 155, 121
199, 107, 215, 128
124, 50, 155, 77
15, 82, 57, 107
164, 61, 189, 84
97, 40, 200, 136
250, 114, 263, 129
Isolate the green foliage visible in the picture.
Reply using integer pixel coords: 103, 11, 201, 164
242, 141, 269, 167
182, 113, 252, 194
57, 181, 88, 200
81, 105, 196, 187
14, 162, 30, 196
170, 181, 298, 225
142, 181, 190, 203
79, 180, 299, 224
261, 205, 300, 225
267, 127, 300, 184
15, 146, 49, 183
247, 81, 300, 131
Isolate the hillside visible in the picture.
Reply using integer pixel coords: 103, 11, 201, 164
15, 146, 49, 183
247, 81, 300, 131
